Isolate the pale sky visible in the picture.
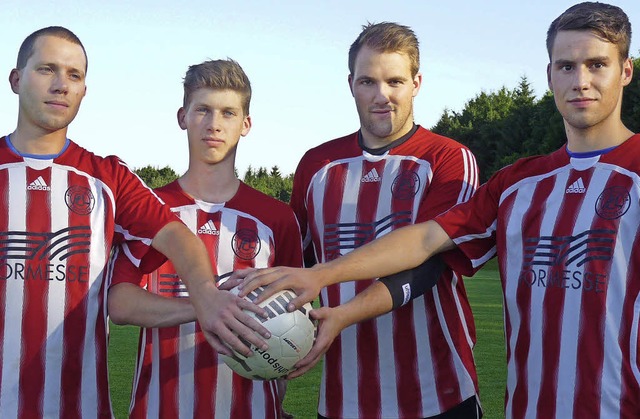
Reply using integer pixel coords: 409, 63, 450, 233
1, 0, 639, 176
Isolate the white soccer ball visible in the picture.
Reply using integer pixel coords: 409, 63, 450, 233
221, 286, 316, 380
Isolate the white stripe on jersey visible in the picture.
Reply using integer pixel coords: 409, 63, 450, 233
178, 322, 197, 418
632, 296, 640, 385
0, 168, 27, 418
458, 148, 478, 204
42, 167, 68, 418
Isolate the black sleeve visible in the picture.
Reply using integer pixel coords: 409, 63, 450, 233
377, 255, 445, 309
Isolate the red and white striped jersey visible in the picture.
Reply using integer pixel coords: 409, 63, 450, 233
110, 180, 303, 419
0, 136, 175, 419
291, 126, 480, 418
435, 135, 640, 418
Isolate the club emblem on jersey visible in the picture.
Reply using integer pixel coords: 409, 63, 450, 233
391, 171, 420, 200
232, 229, 261, 260
65, 186, 95, 215
595, 186, 630, 220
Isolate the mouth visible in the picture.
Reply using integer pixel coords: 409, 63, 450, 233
568, 97, 596, 107
370, 108, 394, 117
202, 137, 224, 146
45, 101, 69, 109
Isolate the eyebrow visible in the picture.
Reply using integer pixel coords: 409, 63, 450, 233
553, 56, 611, 65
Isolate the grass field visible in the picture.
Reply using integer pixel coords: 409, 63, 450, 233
109, 260, 506, 418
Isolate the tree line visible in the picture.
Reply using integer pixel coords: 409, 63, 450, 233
134, 164, 293, 202
135, 57, 640, 195
433, 57, 640, 182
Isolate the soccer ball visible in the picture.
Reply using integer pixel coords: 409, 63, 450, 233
221, 286, 316, 380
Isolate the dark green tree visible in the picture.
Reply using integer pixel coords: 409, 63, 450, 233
135, 165, 179, 188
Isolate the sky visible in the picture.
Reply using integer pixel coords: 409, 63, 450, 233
1, 0, 639, 177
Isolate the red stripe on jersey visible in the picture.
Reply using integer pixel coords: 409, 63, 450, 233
194, 326, 216, 418
229, 372, 252, 418
130, 331, 151, 418
620, 240, 640, 415
393, 302, 422, 416
61, 173, 94, 418
19, 167, 51, 417
159, 326, 181, 418
323, 334, 344, 418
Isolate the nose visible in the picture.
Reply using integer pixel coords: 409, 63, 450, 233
206, 112, 222, 132
373, 83, 391, 105
50, 73, 68, 94
572, 66, 591, 91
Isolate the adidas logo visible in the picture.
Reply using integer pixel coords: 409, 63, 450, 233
197, 220, 219, 235
27, 176, 51, 191
566, 177, 586, 194
361, 168, 381, 183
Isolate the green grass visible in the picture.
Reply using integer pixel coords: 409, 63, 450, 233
109, 262, 506, 418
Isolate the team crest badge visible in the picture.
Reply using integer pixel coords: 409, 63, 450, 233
595, 186, 630, 220
65, 186, 95, 215
391, 171, 420, 200
232, 229, 261, 260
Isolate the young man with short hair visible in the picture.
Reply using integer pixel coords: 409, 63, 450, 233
242, 3, 639, 418
278, 22, 481, 418
0, 27, 267, 418
108, 59, 303, 418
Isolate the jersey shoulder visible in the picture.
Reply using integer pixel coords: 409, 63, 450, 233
233, 182, 296, 220
299, 132, 361, 165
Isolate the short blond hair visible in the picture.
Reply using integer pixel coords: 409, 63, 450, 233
348, 22, 420, 77
183, 59, 251, 115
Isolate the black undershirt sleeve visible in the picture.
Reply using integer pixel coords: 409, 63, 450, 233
377, 255, 445, 309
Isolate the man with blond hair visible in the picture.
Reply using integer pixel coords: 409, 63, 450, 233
283, 21, 481, 418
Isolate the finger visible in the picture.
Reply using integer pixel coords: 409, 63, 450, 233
224, 315, 270, 352
218, 276, 243, 291
235, 299, 271, 332
208, 322, 256, 357
201, 331, 233, 357
286, 290, 315, 311
237, 268, 280, 296
229, 267, 256, 281
289, 352, 323, 378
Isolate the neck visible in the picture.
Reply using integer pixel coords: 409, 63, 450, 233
565, 120, 634, 152
10, 125, 68, 155
178, 160, 240, 203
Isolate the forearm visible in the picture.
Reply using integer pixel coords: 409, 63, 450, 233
314, 220, 454, 287
334, 281, 394, 327
108, 283, 196, 328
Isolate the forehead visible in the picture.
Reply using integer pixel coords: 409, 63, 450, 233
551, 30, 620, 61
29, 35, 87, 71
188, 88, 244, 107
353, 46, 412, 76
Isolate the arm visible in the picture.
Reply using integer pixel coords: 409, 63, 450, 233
239, 220, 455, 310
152, 221, 270, 356
108, 282, 196, 327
